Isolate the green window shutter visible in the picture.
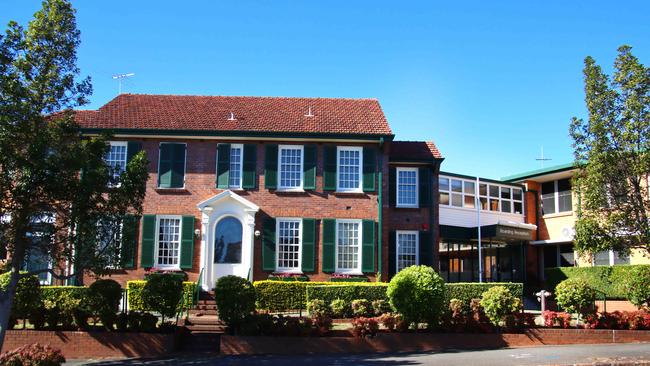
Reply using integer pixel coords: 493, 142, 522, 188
321, 219, 336, 272
389, 167, 397, 207
301, 218, 316, 272
180, 216, 195, 269
127, 142, 142, 162
216, 143, 231, 189
171, 144, 186, 188
264, 144, 278, 190
361, 220, 376, 273
419, 231, 432, 266
158, 144, 173, 188
242, 144, 257, 189
323, 145, 337, 191
303, 145, 317, 190
140, 215, 156, 267
262, 217, 276, 271
120, 215, 139, 269
388, 230, 397, 278
362, 147, 376, 192
419, 167, 431, 208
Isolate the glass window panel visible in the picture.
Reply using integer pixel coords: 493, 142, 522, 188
501, 200, 511, 213
594, 251, 610, 266
397, 169, 418, 206
337, 221, 360, 271
479, 197, 488, 210
489, 185, 499, 198
542, 194, 556, 215
464, 181, 475, 195
489, 198, 499, 211
557, 178, 571, 192
479, 183, 487, 196
338, 148, 361, 190
513, 201, 523, 214
543, 245, 558, 268
500, 187, 511, 199
279, 147, 302, 189
451, 179, 462, 193
451, 193, 463, 207
277, 219, 301, 270
558, 191, 573, 212
214, 217, 243, 264
105, 143, 127, 185
559, 244, 575, 267
464, 195, 476, 208
439, 177, 449, 191
613, 252, 630, 265
229, 146, 242, 188
513, 188, 523, 201
439, 192, 450, 205
541, 181, 555, 195
157, 218, 181, 267
397, 232, 418, 272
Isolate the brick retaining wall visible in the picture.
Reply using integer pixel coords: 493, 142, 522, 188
221, 329, 650, 355
1, 330, 177, 359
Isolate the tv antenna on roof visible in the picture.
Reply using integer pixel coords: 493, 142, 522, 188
535, 146, 552, 168
112, 73, 135, 94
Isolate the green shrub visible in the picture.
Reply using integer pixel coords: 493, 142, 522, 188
306, 283, 388, 306
127, 280, 195, 311
88, 279, 122, 330
214, 275, 256, 330
445, 283, 523, 307
479, 286, 520, 326
40, 286, 88, 329
386, 265, 446, 326
115, 312, 128, 332
330, 299, 348, 318
555, 278, 596, 315
545, 265, 650, 299
351, 299, 371, 317
371, 299, 391, 316
139, 312, 158, 332
0, 272, 42, 321
142, 273, 184, 323
306, 299, 328, 317
624, 266, 650, 309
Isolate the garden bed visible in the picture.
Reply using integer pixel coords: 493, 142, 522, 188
220, 328, 650, 355
1, 329, 179, 359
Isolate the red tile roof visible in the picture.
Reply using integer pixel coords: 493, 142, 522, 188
390, 141, 443, 160
75, 94, 393, 136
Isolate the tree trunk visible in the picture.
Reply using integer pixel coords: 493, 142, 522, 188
0, 269, 19, 351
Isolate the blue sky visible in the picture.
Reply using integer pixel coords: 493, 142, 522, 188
3, 1, 649, 179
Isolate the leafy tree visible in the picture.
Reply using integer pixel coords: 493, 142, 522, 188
570, 45, 650, 259
0, 0, 148, 347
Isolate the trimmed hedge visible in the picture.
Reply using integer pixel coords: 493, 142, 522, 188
445, 283, 523, 304
255, 280, 525, 312
545, 265, 650, 300
306, 284, 388, 305
41, 286, 89, 301
127, 280, 196, 311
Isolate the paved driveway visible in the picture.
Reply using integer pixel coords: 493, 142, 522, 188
69, 343, 650, 366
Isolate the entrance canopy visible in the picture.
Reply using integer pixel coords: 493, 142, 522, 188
440, 221, 536, 242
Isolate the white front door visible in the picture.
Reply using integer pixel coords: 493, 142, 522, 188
197, 190, 259, 290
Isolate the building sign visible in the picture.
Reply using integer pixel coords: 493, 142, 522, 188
495, 225, 532, 240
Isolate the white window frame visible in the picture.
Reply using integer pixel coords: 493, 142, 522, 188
334, 219, 363, 274
154, 215, 183, 269
592, 250, 629, 266
157, 142, 187, 189
227, 143, 244, 190
396, 230, 419, 273
96, 218, 124, 268
439, 175, 523, 215
396, 167, 419, 208
336, 146, 363, 193
24, 232, 53, 285
275, 218, 303, 273
542, 179, 573, 216
106, 141, 128, 187
277, 145, 304, 191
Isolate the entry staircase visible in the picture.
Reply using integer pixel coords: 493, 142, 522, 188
180, 290, 226, 352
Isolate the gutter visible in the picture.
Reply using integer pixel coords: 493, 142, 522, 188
377, 137, 384, 279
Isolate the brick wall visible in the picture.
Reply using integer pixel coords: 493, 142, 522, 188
1, 330, 176, 359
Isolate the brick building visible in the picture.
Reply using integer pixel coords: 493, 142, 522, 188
64, 94, 442, 289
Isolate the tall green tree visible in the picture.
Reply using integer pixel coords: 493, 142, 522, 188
570, 45, 650, 259
0, 0, 148, 347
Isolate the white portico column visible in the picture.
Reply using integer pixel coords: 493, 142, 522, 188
244, 210, 257, 281
200, 206, 213, 291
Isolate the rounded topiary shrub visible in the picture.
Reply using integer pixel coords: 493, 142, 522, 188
88, 279, 122, 330
142, 273, 184, 323
624, 266, 650, 309
214, 275, 256, 331
330, 298, 348, 318
0, 272, 42, 322
479, 286, 520, 326
386, 265, 446, 326
555, 278, 596, 315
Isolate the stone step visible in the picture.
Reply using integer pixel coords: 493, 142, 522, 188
187, 315, 222, 325
189, 309, 219, 316
185, 324, 227, 333
193, 304, 218, 310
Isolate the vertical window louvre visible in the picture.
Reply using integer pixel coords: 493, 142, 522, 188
336, 220, 361, 273
396, 231, 418, 272
106, 142, 127, 185
229, 145, 243, 188
396, 168, 418, 207
278, 145, 303, 190
276, 219, 301, 271
337, 147, 362, 192
157, 217, 181, 267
